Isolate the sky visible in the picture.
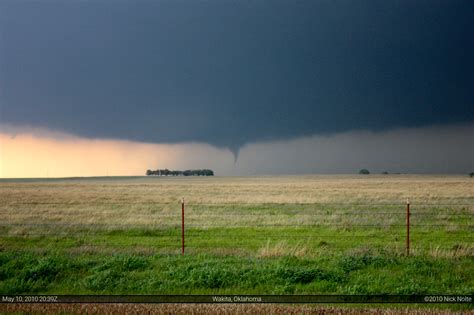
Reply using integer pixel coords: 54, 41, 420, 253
0, 0, 473, 177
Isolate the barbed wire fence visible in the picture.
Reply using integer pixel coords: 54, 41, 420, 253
1, 200, 473, 256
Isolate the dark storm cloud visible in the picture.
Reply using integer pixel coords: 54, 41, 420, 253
1, 0, 473, 154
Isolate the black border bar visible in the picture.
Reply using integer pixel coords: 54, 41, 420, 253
1, 295, 473, 304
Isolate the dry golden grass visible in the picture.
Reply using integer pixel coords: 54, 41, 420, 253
1, 175, 473, 205
258, 240, 311, 258
0, 175, 472, 227
428, 245, 474, 258
0, 303, 471, 315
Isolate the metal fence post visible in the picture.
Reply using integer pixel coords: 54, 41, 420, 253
406, 199, 410, 256
181, 197, 185, 255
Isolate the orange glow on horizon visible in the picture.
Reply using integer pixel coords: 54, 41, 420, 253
0, 131, 232, 178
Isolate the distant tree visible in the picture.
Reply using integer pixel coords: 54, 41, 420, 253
146, 169, 214, 176
203, 169, 214, 176
381, 171, 389, 175
359, 169, 370, 175
470, 172, 474, 178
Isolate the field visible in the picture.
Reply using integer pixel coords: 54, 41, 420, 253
0, 175, 473, 312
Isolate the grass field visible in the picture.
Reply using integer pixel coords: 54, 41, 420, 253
0, 175, 473, 309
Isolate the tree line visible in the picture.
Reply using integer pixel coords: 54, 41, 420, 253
146, 169, 214, 176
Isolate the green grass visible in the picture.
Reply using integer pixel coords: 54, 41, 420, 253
0, 224, 472, 297
1, 209, 472, 296
1, 250, 472, 295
